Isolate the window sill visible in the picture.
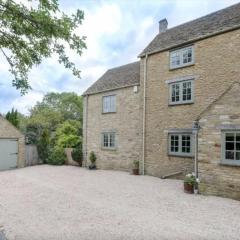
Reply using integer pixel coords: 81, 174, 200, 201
170, 63, 195, 71
168, 153, 194, 158
102, 111, 116, 114
101, 147, 117, 151
169, 101, 194, 106
219, 162, 240, 167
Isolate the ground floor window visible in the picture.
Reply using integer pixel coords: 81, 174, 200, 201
222, 131, 240, 165
169, 133, 193, 157
102, 132, 116, 149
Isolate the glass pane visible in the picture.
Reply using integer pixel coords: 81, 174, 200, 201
226, 142, 234, 150
103, 134, 108, 147
226, 133, 234, 141
170, 135, 179, 152
236, 152, 240, 160
236, 134, 240, 142
110, 96, 116, 112
236, 142, 240, 150
182, 135, 191, 153
171, 51, 180, 67
187, 48, 192, 62
225, 151, 234, 160
110, 133, 115, 147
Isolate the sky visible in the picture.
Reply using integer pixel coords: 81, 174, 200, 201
0, 0, 239, 115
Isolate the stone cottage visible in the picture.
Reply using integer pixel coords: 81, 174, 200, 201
83, 3, 240, 199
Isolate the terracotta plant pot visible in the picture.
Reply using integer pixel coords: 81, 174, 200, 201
184, 182, 194, 194
132, 168, 139, 175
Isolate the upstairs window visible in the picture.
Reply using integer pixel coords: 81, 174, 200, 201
102, 132, 116, 149
169, 80, 193, 105
222, 131, 240, 166
169, 133, 193, 157
170, 46, 194, 69
102, 95, 116, 113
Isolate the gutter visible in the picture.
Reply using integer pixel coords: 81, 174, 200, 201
84, 95, 89, 167
82, 83, 140, 97
142, 54, 148, 175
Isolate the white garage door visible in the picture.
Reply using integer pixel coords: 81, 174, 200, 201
0, 139, 18, 171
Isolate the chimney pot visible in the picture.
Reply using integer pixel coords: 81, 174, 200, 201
159, 18, 168, 33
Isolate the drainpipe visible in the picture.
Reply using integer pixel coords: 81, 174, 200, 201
84, 95, 88, 167
142, 54, 148, 175
192, 120, 200, 190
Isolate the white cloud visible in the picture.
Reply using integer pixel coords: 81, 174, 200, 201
0, 0, 239, 114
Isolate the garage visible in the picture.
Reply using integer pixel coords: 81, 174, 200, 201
0, 139, 18, 170
0, 116, 25, 171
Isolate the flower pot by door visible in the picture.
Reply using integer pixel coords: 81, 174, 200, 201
184, 182, 194, 194
132, 169, 139, 175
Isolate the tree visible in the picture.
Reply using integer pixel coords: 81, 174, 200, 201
37, 128, 50, 163
0, 0, 86, 94
54, 121, 81, 148
5, 108, 19, 128
29, 92, 82, 131
25, 92, 82, 147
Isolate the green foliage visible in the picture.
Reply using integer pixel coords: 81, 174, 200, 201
54, 121, 81, 148
133, 160, 139, 169
71, 146, 82, 165
56, 134, 80, 148
28, 92, 83, 131
0, 0, 86, 94
25, 92, 83, 146
39, 92, 83, 122
47, 146, 66, 165
29, 107, 63, 131
5, 108, 19, 128
18, 112, 28, 134
89, 151, 96, 164
25, 123, 42, 144
184, 173, 199, 186
37, 129, 50, 163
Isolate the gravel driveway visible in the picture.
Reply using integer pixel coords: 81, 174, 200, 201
0, 165, 240, 240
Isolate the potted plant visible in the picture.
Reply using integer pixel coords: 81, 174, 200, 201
132, 160, 139, 175
184, 173, 199, 194
89, 151, 96, 170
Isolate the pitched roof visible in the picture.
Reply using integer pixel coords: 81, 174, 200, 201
83, 61, 140, 95
139, 3, 240, 57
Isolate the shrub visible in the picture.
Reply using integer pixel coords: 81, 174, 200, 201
89, 151, 96, 164
71, 146, 83, 165
37, 129, 50, 163
47, 147, 66, 165
133, 160, 139, 169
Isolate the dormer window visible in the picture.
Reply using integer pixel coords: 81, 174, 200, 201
170, 46, 194, 69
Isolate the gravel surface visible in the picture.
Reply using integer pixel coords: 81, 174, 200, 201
0, 165, 240, 240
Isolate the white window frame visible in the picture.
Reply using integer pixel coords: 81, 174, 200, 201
170, 46, 194, 69
169, 79, 194, 105
101, 132, 116, 150
102, 95, 116, 113
168, 133, 194, 157
221, 131, 240, 166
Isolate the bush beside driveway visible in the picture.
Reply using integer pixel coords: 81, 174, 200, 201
0, 165, 239, 240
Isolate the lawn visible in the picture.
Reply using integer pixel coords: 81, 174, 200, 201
0, 165, 239, 240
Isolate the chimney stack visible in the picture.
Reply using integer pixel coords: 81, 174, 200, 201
159, 18, 168, 33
